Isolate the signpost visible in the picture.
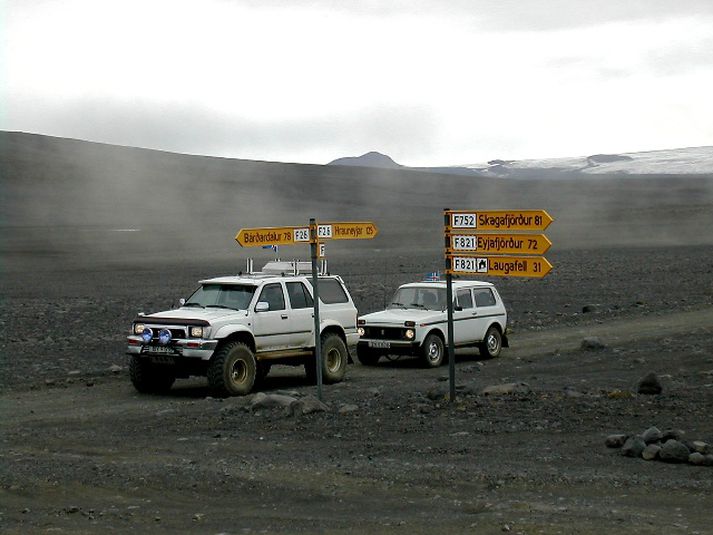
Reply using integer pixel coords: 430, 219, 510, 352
444, 208, 554, 402
235, 219, 378, 400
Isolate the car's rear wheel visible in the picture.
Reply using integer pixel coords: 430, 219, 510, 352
129, 355, 176, 394
479, 325, 502, 358
207, 341, 257, 396
356, 344, 381, 366
420, 333, 445, 368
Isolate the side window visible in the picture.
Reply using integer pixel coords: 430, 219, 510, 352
258, 283, 285, 311
286, 282, 314, 309
456, 289, 473, 309
319, 279, 349, 304
474, 288, 497, 307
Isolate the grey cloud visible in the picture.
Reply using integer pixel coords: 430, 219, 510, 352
2, 96, 439, 163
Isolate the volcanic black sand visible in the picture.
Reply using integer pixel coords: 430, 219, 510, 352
1, 133, 713, 533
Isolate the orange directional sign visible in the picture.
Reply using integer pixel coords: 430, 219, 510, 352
448, 233, 552, 255
447, 255, 553, 278
235, 226, 310, 247
446, 210, 554, 231
317, 221, 379, 240
236, 221, 378, 247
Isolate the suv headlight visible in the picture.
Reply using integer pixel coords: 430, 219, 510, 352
357, 327, 365, 336
190, 326, 204, 338
133, 323, 145, 335
405, 329, 415, 339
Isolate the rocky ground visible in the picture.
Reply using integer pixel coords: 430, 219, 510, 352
2, 244, 713, 534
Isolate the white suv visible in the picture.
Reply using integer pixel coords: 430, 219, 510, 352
356, 280, 508, 367
126, 262, 359, 396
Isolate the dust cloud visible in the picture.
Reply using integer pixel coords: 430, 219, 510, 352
2, 131, 713, 275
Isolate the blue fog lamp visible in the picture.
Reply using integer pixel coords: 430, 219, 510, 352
141, 327, 154, 344
158, 329, 172, 345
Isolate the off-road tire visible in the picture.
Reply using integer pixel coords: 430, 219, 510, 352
305, 333, 348, 384
420, 333, 445, 368
207, 341, 257, 397
356, 344, 381, 366
479, 325, 502, 359
129, 355, 176, 394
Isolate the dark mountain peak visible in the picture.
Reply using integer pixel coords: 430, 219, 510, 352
328, 151, 402, 169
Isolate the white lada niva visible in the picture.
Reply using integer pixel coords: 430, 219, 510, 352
126, 262, 358, 396
356, 280, 508, 367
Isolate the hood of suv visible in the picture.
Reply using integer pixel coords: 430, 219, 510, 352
360, 308, 443, 325
142, 307, 248, 323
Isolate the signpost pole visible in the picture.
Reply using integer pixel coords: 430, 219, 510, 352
309, 218, 324, 401
444, 209, 456, 403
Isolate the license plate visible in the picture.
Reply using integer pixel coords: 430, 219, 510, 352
369, 340, 391, 349
144, 345, 176, 355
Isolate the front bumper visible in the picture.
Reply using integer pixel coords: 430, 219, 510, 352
357, 339, 420, 356
126, 336, 218, 360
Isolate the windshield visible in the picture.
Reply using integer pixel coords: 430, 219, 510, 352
389, 287, 446, 311
184, 284, 256, 310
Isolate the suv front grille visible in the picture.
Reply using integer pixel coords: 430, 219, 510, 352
363, 326, 407, 340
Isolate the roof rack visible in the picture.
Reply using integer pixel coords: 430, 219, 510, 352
243, 258, 328, 277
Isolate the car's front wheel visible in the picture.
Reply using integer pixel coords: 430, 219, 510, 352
420, 333, 445, 368
129, 356, 176, 394
207, 341, 257, 396
479, 325, 502, 358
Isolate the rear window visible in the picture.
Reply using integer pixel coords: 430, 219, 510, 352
318, 278, 349, 304
474, 288, 497, 307
286, 281, 314, 309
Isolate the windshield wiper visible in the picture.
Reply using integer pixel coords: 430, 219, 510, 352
206, 304, 238, 310
182, 303, 204, 308
389, 301, 405, 308
409, 303, 425, 308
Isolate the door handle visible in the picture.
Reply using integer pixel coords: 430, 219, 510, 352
281, 314, 289, 320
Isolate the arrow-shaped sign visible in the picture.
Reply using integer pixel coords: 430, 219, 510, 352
235, 226, 310, 247
447, 255, 553, 278
448, 233, 552, 255
317, 222, 379, 240
446, 210, 554, 231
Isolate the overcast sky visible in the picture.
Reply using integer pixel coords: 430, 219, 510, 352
2, 0, 712, 166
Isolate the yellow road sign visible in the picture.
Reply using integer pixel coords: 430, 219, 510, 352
447, 233, 552, 255
318, 221, 379, 240
447, 254, 553, 278
446, 210, 554, 231
235, 226, 310, 247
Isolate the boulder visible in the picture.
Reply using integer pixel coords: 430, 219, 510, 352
288, 396, 330, 416
621, 437, 646, 458
338, 404, 359, 415
637, 372, 662, 395
642, 444, 661, 461
659, 439, 690, 463
691, 440, 710, 454
688, 452, 706, 466
661, 429, 685, 442
250, 392, 298, 411
605, 434, 628, 448
641, 426, 662, 444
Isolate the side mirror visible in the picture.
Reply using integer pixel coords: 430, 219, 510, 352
179, 298, 186, 306
255, 301, 270, 312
